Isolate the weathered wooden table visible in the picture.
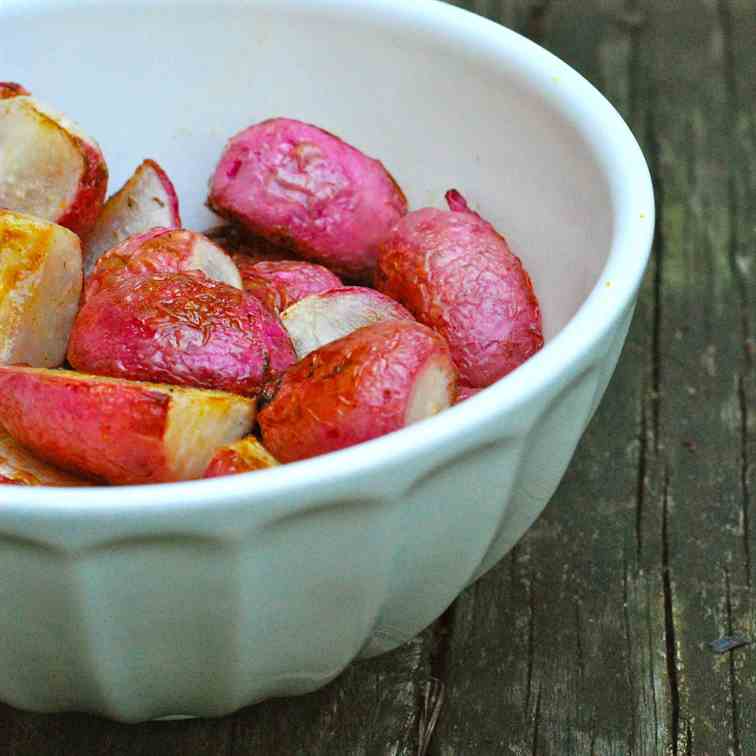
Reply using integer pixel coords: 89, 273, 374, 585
2, 1, 753, 753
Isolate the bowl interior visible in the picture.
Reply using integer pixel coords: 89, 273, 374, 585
2, 0, 612, 342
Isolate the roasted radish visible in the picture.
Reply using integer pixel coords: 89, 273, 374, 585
0, 366, 255, 485
0, 96, 107, 238
234, 257, 341, 314
69, 271, 295, 396
83, 159, 181, 273
208, 118, 407, 280
0, 210, 82, 367
259, 321, 456, 462
375, 190, 543, 387
84, 227, 241, 302
0, 428, 89, 486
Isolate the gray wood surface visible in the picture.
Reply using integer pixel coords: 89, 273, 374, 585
1, 1, 753, 753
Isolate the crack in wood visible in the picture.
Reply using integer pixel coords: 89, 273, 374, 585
523, 575, 536, 718
574, 600, 584, 680
661, 467, 682, 756
640, 53, 665, 455
626, 0, 650, 571
428, 604, 455, 685
622, 558, 638, 753
686, 721, 693, 756
530, 686, 542, 756
635, 400, 648, 563
425, 602, 456, 756
724, 568, 742, 756
509, 543, 520, 592
738, 376, 752, 588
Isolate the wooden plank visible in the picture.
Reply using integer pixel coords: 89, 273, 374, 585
641, 1, 756, 753
430, 0, 755, 754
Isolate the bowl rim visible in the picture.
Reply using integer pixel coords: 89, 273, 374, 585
0, 0, 655, 518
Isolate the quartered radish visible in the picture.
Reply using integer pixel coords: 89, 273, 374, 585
0, 210, 82, 368
0, 96, 108, 238
259, 320, 456, 463
0, 366, 255, 485
84, 159, 181, 273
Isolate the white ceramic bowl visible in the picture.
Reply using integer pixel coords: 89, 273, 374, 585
0, 0, 653, 721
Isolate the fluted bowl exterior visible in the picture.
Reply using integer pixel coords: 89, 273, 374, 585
0, 0, 654, 720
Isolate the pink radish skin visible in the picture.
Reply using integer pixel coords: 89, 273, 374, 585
259, 320, 456, 463
0, 96, 108, 238
69, 271, 295, 396
84, 159, 181, 273
281, 286, 415, 360
208, 118, 408, 280
234, 256, 341, 313
84, 227, 241, 302
0, 366, 254, 485
375, 190, 543, 388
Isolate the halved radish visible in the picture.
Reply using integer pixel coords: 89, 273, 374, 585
0, 428, 89, 487
84, 159, 181, 273
281, 286, 414, 359
234, 257, 341, 314
70, 271, 295, 396
0, 82, 29, 99
203, 437, 279, 478
0, 210, 83, 368
84, 227, 241, 302
0, 96, 108, 238
0, 366, 255, 485
259, 320, 456, 463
